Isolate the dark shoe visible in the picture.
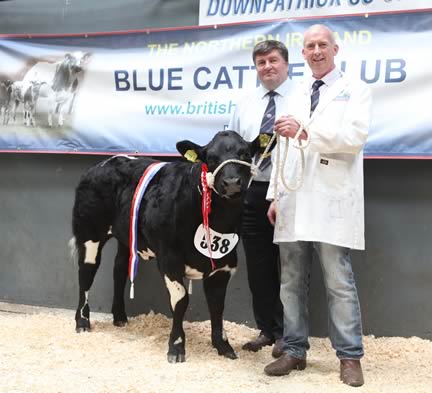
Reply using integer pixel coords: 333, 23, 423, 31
264, 353, 306, 376
242, 334, 273, 352
271, 338, 285, 358
340, 359, 364, 387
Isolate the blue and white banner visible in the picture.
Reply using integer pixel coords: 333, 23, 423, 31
0, 11, 431, 157
199, 0, 432, 25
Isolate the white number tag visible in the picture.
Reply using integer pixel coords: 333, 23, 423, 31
194, 224, 239, 259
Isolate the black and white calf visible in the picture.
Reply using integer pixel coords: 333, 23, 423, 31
36, 51, 90, 127
23, 81, 46, 126
71, 131, 259, 363
0, 80, 13, 123
2, 81, 23, 125
2, 80, 47, 126
50, 52, 90, 126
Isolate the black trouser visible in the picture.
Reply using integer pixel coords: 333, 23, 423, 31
241, 181, 283, 340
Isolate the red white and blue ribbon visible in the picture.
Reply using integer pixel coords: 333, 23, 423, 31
128, 161, 167, 299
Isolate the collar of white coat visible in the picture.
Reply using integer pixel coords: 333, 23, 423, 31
308, 70, 350, 120
309, 67, 342, 92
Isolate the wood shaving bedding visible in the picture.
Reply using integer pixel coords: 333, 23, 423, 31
0, 304, 431, 393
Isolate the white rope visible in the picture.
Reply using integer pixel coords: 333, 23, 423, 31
206, 158, 253, 194
272, 120, 310, 218
274, 119, 309, 194
247, 119, 309, 195
206, 120, 309, 201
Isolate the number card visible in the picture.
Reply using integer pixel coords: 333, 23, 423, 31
194, 224, 239, 259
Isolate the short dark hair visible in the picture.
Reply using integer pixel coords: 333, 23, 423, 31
252, 40, 289, 64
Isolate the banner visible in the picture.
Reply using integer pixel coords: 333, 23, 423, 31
0, 11, 431, 157
199, 0, 432, 25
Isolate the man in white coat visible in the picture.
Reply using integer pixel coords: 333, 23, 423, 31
263, 24, 371, 388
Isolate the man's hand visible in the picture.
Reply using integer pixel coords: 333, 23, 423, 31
267, 201, 277, 226
274, 115, 306, 140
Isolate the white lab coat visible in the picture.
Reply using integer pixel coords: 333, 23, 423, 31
267, 72, 372, 250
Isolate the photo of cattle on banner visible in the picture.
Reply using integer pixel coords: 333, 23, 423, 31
0, 51, 91, 128
70, 130, 261, 363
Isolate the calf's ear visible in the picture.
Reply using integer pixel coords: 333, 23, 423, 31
176, 140, 202, 163
249, 135, 261, 157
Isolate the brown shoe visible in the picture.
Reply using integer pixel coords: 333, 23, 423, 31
271, 338, 285, 358
242, 334, 273, 352
264, 353, 306, 376
340, 359, 364, 387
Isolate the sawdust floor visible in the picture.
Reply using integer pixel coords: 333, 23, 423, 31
0, 302, 431, 393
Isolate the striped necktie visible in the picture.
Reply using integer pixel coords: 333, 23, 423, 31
259, 90, 276, 134
310, 80, 325, 115
256, 91, 277, 170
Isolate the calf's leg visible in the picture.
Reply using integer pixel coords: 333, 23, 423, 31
164, 271, 189, 363
2, 107, 8, 125
75, 239, 104, 332
111, 241, 129, 327
203, 270, 237, 359
57, 102, 65, 126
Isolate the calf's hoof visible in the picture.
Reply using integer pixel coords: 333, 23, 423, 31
75, 319, 91, 333
222, 350, 238, 360
215, 341, 237, 359
112, 311, 128, 327
167, 353, 186, 363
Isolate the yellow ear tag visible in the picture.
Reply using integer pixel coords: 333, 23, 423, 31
184, 149, 198, 162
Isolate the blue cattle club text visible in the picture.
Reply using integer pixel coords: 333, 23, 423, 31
114, 58, 406, 92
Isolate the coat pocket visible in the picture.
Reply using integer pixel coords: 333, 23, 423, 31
315, 156, 348, 194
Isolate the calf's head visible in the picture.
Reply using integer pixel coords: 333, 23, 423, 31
64, 51, 92, 74
177, 130, 260, 199
53, 52, 91, 91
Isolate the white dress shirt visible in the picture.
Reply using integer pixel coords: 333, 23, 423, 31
229, 78, 291, 182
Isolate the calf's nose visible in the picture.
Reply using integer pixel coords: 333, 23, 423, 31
222, 177, 241, 195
